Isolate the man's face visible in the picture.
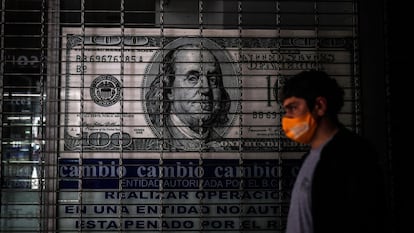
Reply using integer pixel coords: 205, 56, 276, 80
282, 96, 309, 119
168, 48, 222, 128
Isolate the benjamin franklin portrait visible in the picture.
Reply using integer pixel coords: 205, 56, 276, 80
143, 37, 239, 151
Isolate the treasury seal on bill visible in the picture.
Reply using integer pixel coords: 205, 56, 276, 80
142, 37, 240, 151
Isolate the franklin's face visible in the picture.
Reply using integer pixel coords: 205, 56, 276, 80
167, 47, 222, 128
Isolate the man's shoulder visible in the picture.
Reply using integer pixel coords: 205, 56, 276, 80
333, 127, 373, 147
324, 127, 379, 161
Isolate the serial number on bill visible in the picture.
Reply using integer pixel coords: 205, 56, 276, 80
75, 55, 142, 63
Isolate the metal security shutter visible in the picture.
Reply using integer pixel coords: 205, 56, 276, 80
1, 0, 47, 231
1, 0, 361, 232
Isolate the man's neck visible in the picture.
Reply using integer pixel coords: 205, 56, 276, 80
310, 119, 339, 149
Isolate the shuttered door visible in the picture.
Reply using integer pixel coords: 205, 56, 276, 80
1, 0, 360, 232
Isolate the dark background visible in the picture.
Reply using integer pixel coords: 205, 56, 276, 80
384, 1, 407, 232
389, 3, 408, 233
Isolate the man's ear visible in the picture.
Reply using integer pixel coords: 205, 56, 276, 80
314, 96, 327, 116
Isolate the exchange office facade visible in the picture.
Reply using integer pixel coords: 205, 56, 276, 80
0, 0, 390, 232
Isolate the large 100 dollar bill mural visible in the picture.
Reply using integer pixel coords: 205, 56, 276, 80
59, 28, 355, 232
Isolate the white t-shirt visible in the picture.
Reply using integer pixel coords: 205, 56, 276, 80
285, 145, 324, 233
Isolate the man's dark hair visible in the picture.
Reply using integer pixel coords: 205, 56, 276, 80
279, 69, 344, 123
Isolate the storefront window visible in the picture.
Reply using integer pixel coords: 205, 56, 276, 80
1, 1, 359, 232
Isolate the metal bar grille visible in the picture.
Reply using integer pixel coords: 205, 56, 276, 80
1, 0, 361, 232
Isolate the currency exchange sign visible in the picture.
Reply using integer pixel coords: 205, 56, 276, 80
58, 28, 355, 232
